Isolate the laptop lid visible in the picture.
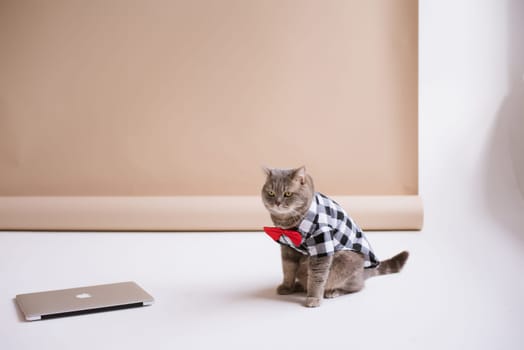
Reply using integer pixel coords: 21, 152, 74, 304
16, 281, 154, 321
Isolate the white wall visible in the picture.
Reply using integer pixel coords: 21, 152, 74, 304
420, 0, 524, 239
419, 4, 524, 346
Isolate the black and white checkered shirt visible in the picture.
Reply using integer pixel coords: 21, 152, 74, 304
276, 192, 379, 268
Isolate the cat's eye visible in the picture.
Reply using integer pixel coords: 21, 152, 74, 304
284, 191, 292, 197
267, 190, 275, 197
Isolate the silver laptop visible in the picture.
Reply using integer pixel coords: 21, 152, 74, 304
16, 281, 154, 321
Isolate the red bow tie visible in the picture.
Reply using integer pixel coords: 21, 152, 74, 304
263, 227, 303, 246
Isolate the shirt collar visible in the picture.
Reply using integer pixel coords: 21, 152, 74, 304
297, 193, 319, 234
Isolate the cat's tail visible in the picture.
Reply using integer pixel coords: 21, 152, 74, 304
365, 251, 409, 278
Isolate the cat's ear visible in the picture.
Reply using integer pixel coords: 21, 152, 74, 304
262, 166, 273, 177
293, 166, 306, 185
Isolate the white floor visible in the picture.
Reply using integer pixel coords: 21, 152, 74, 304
1, 211, 523, 350
2, 1, 524, 349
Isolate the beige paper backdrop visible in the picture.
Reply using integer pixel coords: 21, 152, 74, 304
0, 0, 421, 230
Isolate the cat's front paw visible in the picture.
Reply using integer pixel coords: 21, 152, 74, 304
277, 284, 295, 295
305, 297, 321, 308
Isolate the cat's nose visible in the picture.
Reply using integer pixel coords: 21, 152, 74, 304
275, 201, 281, 206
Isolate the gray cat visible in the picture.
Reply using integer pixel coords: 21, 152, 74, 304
261, 166, 409, 307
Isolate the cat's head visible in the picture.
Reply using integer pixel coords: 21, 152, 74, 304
261, 166, 314, 217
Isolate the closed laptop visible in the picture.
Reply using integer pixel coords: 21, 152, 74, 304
16, 281, 154, 321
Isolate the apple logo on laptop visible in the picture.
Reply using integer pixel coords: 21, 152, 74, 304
75, 293, 92, 299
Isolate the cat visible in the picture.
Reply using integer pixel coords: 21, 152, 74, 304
261, 166, 409, 307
